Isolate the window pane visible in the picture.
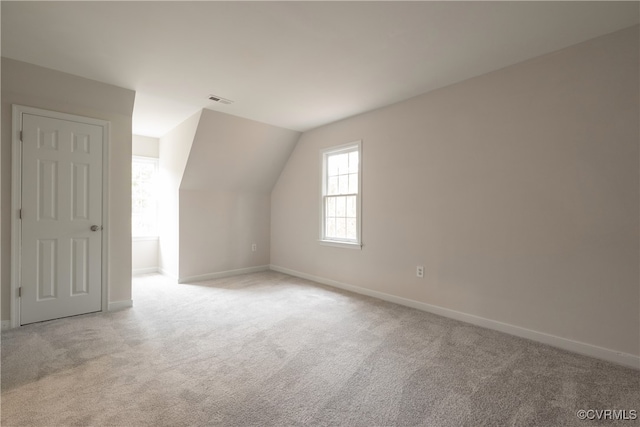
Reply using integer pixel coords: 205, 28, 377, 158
337, 153, 348, 175
336, 218, 346, 238
349, 151, 359, 173
132, 213, 143, 235
326, 218, 336, 238
346, 218, 357, 240
336, 196, 346, 217
328, 176, 338, 195
338, 174, 349, 194
346, 196, 356, 218
326, 197, 336, 218
328, 155, 339, 176
132, 158, 158, 237
348, 173, 358, 194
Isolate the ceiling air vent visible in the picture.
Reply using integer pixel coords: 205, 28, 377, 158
208, 94, 234, 105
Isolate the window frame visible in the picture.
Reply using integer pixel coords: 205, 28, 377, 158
132, 155, 159, 240
319, 141, 362, 249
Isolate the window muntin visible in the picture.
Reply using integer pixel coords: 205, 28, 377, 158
321, 142, 361, 246
132, 156, 159, 238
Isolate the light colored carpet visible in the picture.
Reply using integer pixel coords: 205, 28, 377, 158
1, 271, 638, 426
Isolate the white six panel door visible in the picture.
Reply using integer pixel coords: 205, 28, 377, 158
20, 113, 103, 325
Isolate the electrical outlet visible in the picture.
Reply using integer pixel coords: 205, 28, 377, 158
251, 243, 257, 252
416, 266, 424, 278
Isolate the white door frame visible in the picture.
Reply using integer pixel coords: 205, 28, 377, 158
11, 105, 111, 328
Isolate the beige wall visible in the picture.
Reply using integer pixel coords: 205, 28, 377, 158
178, 109, 300, 280
179, 190, 271, 278
132, 134, 159, 158
271, 26, 640, 356
1, 58, 136, 319
132, 239, 159, 274
158, 112, 200, 279
132, 135, 159, 274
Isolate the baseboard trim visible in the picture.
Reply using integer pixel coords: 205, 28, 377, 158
1, 320, 11, 330
269, 264, 640, 370
158, 268, 178, 281
179, 265, 270, 284
132, 267, 159, 276
108, 300, 133, 312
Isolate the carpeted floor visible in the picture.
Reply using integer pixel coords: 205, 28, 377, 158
1, 271, 638, 426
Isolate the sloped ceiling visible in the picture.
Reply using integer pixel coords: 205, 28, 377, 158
2, 2, 638, 137
180, 109, 301, 192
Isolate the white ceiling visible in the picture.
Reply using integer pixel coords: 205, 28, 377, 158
2, 1, 638, 137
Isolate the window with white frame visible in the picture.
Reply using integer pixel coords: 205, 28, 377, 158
321, 141, 362, 247
132, 156, 159, 238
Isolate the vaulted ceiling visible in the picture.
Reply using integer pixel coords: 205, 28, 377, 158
2, 1, 638, 137
181, 109, 301, 192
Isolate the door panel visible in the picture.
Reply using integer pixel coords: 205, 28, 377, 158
72, 163, 90, 220
71, 237, 89, 295
37, 239, 57, 300
21, 113, 103, 325
38, 159, 58, 220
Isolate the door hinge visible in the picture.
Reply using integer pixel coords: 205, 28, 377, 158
18, 287, 22, 298
18, 208, 22, 220
19, 130, 23, 142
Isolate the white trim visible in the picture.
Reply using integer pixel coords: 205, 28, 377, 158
179, 265, 270, 284
158, 268, 178, 281
102, 120, 111, 316
11, 107, 23, 328
11, 105, 111, 327
133, 236, 159, 241
1, 321, 11, 331
269, 264, 640, 370
108, 300, 133, 311
318, 240, 362, 250
133, 267, 159, 276
132, 155, 159, 162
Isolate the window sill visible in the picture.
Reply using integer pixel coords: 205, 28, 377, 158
133, 236, 159, 242
319, 240, 362, 250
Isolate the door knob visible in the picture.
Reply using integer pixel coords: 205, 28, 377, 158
90, 225, 102, 232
